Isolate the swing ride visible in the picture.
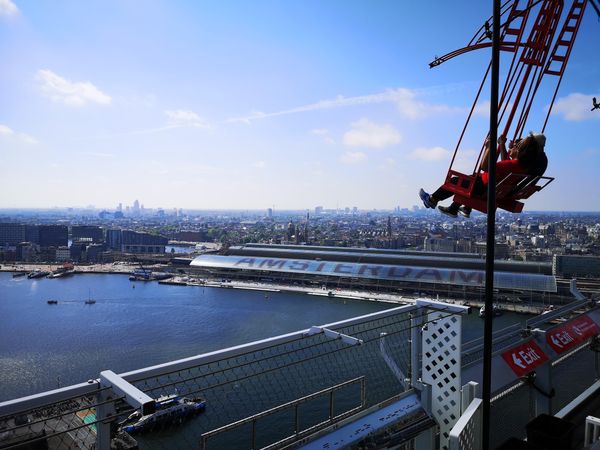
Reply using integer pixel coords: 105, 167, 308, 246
430, 0, 599, 214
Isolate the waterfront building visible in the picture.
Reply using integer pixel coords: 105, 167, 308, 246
71, 225, 104, 243
39, 225, 68, 247
55, 246, 70, 262
0, 223, 25, 247
121, 230, 167, 253
106, 229, 122, 251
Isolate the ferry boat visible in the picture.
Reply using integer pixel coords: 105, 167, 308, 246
118, 394, 206, 434
47, 299, 58, 305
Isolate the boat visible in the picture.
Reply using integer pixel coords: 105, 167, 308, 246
85, 289, 96, 304
47, 300, 58, 305
12, 272, 26, 278
28, 271, 49, 279
479, 303, 502, 318
118, 394, 206, 434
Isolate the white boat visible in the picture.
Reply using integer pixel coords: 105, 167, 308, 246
479, 303, 502, 318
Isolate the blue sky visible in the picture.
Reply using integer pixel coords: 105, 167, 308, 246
1, 0, 598, 211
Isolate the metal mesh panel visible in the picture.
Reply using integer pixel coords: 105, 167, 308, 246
490, 382, 532, 447
552, 343, 599, 412
0, 391, 116, 450
116, 309, 416, 449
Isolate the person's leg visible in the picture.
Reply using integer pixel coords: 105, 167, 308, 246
420, 185, 454, 208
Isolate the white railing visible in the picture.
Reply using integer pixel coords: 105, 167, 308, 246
448, 398, 483, 450
585, 416, 600, 447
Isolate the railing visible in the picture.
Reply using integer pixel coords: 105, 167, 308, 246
461, 297, 590, 367
449, 398, 483, 450
200, 376, 365, 450
0, 304, 417, 450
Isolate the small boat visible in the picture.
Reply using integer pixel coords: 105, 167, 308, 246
118, 394, 206, 434
47, 300, 58, 305
85, 289, 95, 304
12, 272, 26, 278
479, 303, 502, 318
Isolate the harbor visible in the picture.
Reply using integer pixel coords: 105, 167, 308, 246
1, 261, 557, 315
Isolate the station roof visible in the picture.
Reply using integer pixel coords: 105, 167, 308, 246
226, 244, 552, 275
191, 254, 557, 293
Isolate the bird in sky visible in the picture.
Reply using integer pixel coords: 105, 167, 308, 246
592, 97, 600, 111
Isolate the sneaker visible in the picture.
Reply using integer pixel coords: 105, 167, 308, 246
458, 206, 471, 218
438, 205, 458, 218
419, 189, 437, 208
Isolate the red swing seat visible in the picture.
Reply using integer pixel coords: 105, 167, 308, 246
441, 169, 554, 214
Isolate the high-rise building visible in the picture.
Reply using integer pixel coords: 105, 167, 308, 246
315, 206, 323, 216
267, 208, 273, 218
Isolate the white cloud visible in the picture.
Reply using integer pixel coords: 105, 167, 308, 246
165, 110, 210, 129
553, 93, 600, 121
311, 128, 335, 144
391, 88, 460, 119
0, 124, 38, 144
253, 161, 266, 169
340, 151, 367, 164
343, 119, 401, 149
408, 146, 450, 162
0, 124, 14, 135
0, 0, 18, 16
36, 69, 112, 107
227, 88, 461, 123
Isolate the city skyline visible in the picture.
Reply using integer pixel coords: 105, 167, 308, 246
1, 1, 599, 211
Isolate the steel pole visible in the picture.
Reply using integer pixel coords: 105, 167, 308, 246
482, 0, 501, 449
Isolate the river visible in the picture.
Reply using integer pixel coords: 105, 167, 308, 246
0, 272, 529, 402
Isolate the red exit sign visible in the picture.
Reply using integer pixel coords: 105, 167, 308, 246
546, 315, 600, 354
501, 340, 549, 377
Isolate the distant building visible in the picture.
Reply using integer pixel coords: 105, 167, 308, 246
86, 244, 105, 262
121, 230, 167, 253
16, 242, 38, 262
25, 225, 40, 244
553, 255, 600, 278
315, 206, 323, 216
0, 223, 25, 247
55, 246, 70, 262
267, 208, 273, 218
173, 231, 207, 242
39, 225, 68, 247
424, 236, 455, 253
106, 229, 122, 251
72, 225, 104, 243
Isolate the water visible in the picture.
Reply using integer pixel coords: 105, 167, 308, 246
0, 272, 393, 401
0, 272, 530, 403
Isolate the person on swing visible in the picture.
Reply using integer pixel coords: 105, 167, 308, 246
419, 132, 547, 218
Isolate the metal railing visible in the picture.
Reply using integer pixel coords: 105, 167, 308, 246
0, 304, 417, 450
200, 376, 365, 450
